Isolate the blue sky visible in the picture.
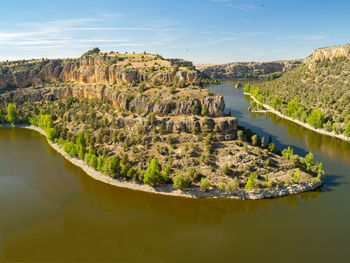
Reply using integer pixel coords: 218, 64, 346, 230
0, 0, 349, 63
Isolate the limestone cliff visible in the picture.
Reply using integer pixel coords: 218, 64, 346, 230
0, 52, 201, 90
305, 44, 350, 69
196, 60, 302, 79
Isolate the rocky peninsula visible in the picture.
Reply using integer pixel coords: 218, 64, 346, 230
0, 48, 323, 199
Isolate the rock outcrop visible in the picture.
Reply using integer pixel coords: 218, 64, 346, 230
0, 54, 201, 90
305, 44, 350, 69
196, 60, 302, 79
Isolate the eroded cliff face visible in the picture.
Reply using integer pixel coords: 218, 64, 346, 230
196, 60, 302, 79
0, 84, 226, 117
0, 54, 200, 90
306, 44, 350, 69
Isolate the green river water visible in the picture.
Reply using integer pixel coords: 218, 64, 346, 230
0, 80, 349, 262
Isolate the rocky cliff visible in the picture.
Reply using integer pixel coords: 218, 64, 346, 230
305, 44, 350, 69
196, 60, 302, 79
0, 52, 201, 90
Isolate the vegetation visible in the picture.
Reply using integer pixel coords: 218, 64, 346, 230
244, 56, 350, 137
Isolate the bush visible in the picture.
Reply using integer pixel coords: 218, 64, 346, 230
226, 177, 240, 193
221, 163, 231, 175
143, 158, 163, 185
251, 134, 259, 146
200, 177, 211, 191
173, 173, 191, 190
245, 172, 257, 190
237, 130, 244, 140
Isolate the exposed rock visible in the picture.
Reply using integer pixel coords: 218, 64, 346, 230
0, 54, 201, 90
305, 44, 350, 69
196, 60, 302, 79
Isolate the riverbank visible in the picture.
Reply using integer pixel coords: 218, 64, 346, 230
0, 123, 322, 199
244, 92, 350, 143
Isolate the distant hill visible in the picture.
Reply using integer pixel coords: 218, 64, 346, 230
196, 60, 302, 79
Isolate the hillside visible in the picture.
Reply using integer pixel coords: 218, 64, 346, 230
196, 60, 302, 80
0, 49, 323, 199
246, 44, 350, 138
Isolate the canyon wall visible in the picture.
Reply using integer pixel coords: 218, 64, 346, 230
196, 60, 302, 79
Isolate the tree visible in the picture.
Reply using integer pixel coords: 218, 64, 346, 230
163, 165, 171, 183
308, 109, 324, 128
104, 156, 121, 177
344, 122, 350, 137
305, 152, 314, 171
143, 158, 162, 185
97, 155, 104, 171
76, 132, 87, 159
7, 103, 19, 124
245, 172, 257, 190
272, 96, 281, 110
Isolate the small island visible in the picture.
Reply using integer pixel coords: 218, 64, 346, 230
0, 48, 324, 199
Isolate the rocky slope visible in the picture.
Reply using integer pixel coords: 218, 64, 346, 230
0, 52, 201, 90
196, 60, 302, 79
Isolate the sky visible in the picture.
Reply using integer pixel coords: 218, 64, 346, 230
0, 0, 349, 64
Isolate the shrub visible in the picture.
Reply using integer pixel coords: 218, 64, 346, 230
237, 130, 244, 140
222, 163, 231, 176
226, 177, 240, 193
251, 134, 259, 146
200, 177, 211, 191
245, 172, 257, 190
173, 173, 191, 190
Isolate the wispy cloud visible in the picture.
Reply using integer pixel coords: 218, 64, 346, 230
277, 35, 326, 41
227, 3, 258, 11
68, 27, 181, 32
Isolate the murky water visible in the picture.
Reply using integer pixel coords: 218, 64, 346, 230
0, 81, 349, 262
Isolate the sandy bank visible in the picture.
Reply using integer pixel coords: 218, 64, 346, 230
0, 123, 322, 199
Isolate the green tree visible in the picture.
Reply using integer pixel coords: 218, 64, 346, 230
272, 96, 281, 111
251, 134, 259, 146
97, 155, 104, 171
143, 158, 162, 185
7, 103, 19, 124
344, 122, 350, 137
162, 165, 171, 183
305, 152, 314, 170
245, 172, 257, 190
308, 109, 324, 128
76, 132, 87, 159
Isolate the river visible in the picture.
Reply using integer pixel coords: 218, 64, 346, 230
0, 80, 349, 262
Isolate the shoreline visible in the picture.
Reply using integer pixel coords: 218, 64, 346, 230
244, 92, 350, 143
0, 123, 322, 200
